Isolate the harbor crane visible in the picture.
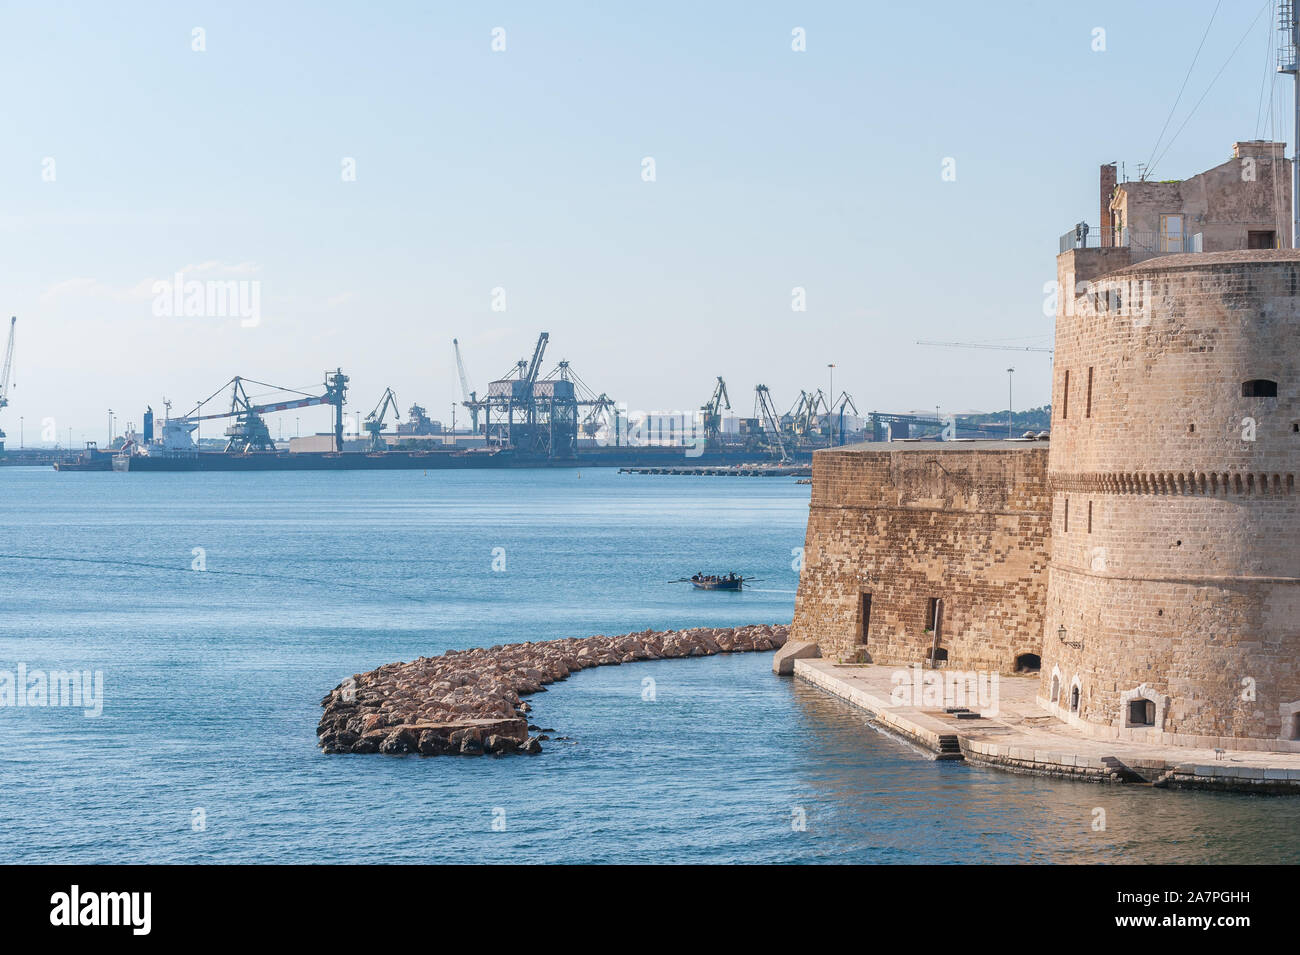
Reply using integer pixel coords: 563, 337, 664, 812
453, 338, 479, 432
787, 389, 831, 440
363, 388, 401, 450
181, 373, 347, 453
753, 384, 788, 463
0, 316, 14, 451
917, 339, 1053, 354
700, 376, 730, 449
831, 391, 860, 446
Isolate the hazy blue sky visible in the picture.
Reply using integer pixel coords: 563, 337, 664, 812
0, 0, 1288, 444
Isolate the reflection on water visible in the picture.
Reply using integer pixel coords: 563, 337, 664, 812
784, 678, 1300, 865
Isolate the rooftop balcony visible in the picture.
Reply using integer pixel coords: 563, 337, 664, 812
1059, 224, 1201, 258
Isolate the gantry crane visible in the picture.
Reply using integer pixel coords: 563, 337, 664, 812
0, 316, 14, 451
363, 388, 401, 450
700, 376, 730, 449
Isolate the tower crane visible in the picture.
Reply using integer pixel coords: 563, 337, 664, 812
363, 388, 401, 450
700, 376, 730, 449
453, 338, 479, 432
917, 339, 1053, 354
0, 317, 14, 451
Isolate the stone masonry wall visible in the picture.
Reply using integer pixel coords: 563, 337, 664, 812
791, 445, 1050, 672
1042, 250, 1300, 748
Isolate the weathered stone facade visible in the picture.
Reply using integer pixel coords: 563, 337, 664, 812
793, 146, 1299, 753
791, 443, 1050, 673
1042, 249, 1300, 751
1106, 141, 1292, 256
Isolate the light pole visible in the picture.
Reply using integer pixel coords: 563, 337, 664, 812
1006, 368, 1015, 439
107, 408, 113, 447
19, 416, 23, 449
295, 416, 300, 438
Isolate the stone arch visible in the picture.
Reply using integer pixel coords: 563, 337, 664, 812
1120, 684, 1169, 730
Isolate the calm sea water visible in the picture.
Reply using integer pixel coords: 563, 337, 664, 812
0, 466, 1295, 864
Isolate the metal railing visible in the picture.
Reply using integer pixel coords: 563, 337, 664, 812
1060, 225, 1201, 256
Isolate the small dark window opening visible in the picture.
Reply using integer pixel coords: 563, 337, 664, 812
1062, 370, 1070, 419
1128, 698, 1155, 726
859, 593, 872, 645
1087, 500, 1093, 533
1291, 713, 1300, 741
1085, 366, 1094, 418
924, 597, 939, 632
1064, 497, 1070, 532
1242, 379, 1278, 398
1015, 653, 1041, 673
1070, 686, 1080, 712
1248, 230, 1276, 250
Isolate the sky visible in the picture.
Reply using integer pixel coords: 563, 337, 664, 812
0, 0, 1291, 445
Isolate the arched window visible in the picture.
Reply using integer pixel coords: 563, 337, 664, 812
1070, 685, 1080, 712
1242, 379, 1278, 398
1050, 673, 1061, 703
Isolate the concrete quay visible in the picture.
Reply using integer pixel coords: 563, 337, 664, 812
792, 659, 1300, 794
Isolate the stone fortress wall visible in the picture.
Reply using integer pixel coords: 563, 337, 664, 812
791, 143, 1299, 752
790, 443, 1050, 673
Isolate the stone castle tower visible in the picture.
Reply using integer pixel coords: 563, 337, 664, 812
789, 141, 1299, 753
1042, 143, 1299, 750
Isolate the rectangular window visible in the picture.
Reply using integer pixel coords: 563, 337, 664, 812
1128, 699, 1155, 727
1159, 213, 1184, 252
1064, 497, 1070, 533
1062, 370, 1070, 420
1085, 366, 1093, 418
1087, 500, 1093, 533
1248, 230, 1276, 250
924, 597, 939, 632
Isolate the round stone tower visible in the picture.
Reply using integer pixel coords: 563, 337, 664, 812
1041, 249, 1300, 750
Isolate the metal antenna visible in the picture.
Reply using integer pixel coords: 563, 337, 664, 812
1280, 1, 1300, 246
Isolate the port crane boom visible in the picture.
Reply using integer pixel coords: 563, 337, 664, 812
0, 316, 13, 450
0, 316, 14, 411
701, 376, 730, 448
363, 388, 401, 450
179, 375, 347, 452
754, 384, 788, 463
453, 338, 479, 431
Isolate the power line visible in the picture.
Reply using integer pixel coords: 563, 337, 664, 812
1145, 0, 1222, 178
1150, 1, 1272, 177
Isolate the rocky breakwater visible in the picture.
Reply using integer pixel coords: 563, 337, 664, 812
317, 624, 789, 757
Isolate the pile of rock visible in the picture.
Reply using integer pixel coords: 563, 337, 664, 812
317, 623, 789, 757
